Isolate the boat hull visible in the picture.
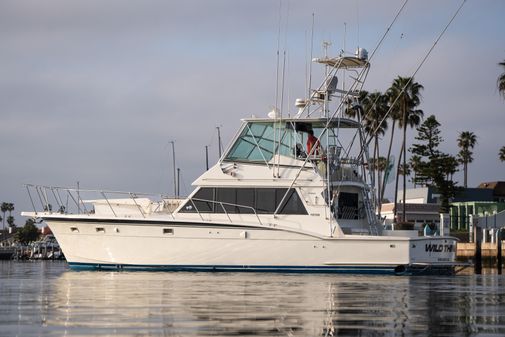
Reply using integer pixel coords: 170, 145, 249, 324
45, 218, 458, 275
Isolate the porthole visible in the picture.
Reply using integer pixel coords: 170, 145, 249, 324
163, 228, 174, 235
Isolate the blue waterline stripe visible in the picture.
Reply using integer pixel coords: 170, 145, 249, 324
68, 262, 398, 274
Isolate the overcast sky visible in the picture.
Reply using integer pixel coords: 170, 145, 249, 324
1, 0, 504, 224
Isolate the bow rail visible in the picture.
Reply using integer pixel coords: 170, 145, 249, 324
24, 184, 182, 219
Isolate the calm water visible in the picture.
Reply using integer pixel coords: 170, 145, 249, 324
1, 261, 505, 337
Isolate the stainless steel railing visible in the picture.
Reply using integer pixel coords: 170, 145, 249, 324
24, 184, 180, 219
187, 198, 264, 226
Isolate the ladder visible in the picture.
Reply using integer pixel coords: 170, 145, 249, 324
362, 186, 379, 235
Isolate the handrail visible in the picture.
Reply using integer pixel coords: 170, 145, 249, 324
189, 197, 264, 227
129, 192, 145, 218
23, 184, 179, 220
101, 191, 117, 217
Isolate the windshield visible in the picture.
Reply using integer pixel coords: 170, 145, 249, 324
225, 122, 297, 162
225, 121, 345, 163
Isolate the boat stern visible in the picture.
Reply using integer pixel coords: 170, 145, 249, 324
398, 236, 459, 275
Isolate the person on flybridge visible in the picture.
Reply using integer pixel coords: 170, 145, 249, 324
306, 128, 327, 174
306, 129, 321, 156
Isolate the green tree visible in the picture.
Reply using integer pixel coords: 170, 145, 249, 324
498, 60, 505, 98
500, 146, 505, 162
409, 154, 428, 188
457, 131, 477, 188
387, 76, 424, 222
7, 203, 14, 217
1, 202, 8, 231
344, 90, 369, 122
410, 115, 458, 213
6, 216, 15, 228
15, 219, 40, 244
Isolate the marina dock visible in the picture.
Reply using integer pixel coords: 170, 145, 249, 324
457, 242, 504, 258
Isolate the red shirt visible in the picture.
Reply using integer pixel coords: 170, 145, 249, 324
307, 134, 319, 155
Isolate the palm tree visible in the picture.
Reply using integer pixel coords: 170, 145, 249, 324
500, 146, 505, 162
362, 91, 389, 213
344, 90, 369, 123
1, 202, 8, 231
387, 76, 424, 222
498, 60, 505, 98
6, 203, 14, 228
7, 203, 14, 217
457, 131, 477, 188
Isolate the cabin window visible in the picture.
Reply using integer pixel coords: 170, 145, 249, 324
277, 189, 307, 214
185, 187, 214, 213
163, 228, 174, 235
179, 187, 307, 215
338, 192, 360, 219
215, 188, 236, 213
236, 188, 255, 214
256, 188, 278, 214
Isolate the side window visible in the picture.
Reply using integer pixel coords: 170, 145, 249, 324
255, 188, 277, 214
236, 188, 255, 214
278, 189, 307, 215
215, 188, 236, 213
180, 187, 307, 215
181, 188, 214, 213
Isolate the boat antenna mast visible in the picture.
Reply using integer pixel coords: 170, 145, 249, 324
322, 40, 332, 118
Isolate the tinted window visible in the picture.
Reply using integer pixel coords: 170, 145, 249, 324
181, 188, 214, 213
236, 188, 255, 214
255, 188, 277, 214
278, 189, 307, 215
215, 188, 236, 213
338, 192, 359, 219
180, 187, 307, 215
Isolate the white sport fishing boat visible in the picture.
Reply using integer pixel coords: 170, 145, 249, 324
22, 48, 458, 275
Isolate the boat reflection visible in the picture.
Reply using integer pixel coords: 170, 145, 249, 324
43, 270, 505, 336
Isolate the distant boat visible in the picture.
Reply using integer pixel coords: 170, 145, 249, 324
23, 47, 459, 275
0, 246, 15, 260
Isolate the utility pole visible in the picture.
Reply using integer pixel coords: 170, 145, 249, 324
169, 141, 176, 197
176, 168, 180, 198
216, 126, 222, 158
205, 145, 209, 170
77, 181, 80, 214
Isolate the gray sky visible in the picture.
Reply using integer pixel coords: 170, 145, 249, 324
1, 0, 504, 225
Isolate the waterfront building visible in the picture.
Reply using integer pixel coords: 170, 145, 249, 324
381, 182, 505, 232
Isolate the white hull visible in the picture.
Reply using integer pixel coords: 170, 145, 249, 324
46, 217, 457, 275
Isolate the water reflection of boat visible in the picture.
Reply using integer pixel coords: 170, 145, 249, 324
49, 271, 498, 336
23, 48, 458, 275
0, 246, 15, 260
